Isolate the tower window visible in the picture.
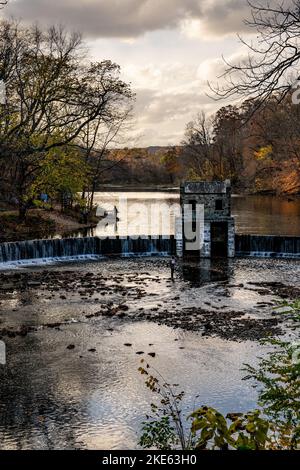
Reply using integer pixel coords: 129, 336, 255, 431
215, 199, 223, 211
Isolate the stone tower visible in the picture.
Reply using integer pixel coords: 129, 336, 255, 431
180, 180, 235, 258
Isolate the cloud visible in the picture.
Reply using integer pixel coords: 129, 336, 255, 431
4, 0, 202, 38
1, 1, 256, 146
197, 0, 250, 37
124, 62, 220, 146
4, 0, 251, 39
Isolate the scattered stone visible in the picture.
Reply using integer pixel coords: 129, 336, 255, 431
118, 304, 129, 311
27, 281, 41, 287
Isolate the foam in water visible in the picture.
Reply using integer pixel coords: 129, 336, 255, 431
0, 254, 105, 270
236, 251, 300, 259
235, 234, 300, 259
0, 236, 176, 269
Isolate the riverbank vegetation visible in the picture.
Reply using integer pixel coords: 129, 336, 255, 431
0, 19, 133, 227
139, 299, 300, 450
2, 0, 300, 243
139, 337, 300, 450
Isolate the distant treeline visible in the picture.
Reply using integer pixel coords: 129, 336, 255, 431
2, 16, 300, 220
102, 94, 300, 195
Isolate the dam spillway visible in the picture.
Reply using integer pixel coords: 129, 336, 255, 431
235, 234, 300, 258
0, 236, 176, 266
1, 234, 300, 267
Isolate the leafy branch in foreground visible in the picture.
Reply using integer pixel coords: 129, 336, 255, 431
138, 339, 300, 450
243, 340, 300, 450
138, 360, 189, 449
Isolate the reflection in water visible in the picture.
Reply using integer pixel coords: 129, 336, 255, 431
181, 259, 232, 287
93, 192, 180, 238
78, 193, 300, 239
2, 256, 293, 449
4, 193, 300, 242
232, 195, 300, 236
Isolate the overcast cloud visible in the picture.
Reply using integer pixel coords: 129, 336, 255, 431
2, 0, 255, 146
5, 0, 250, 38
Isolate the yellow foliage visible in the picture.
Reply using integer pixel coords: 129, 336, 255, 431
254, 145, 273, 161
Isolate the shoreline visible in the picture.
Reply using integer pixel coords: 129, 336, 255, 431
0, 208, 97, 243
1, 191, 300, 244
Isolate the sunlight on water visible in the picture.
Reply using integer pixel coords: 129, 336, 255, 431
0, 257, 299, 449
84, 192, 300, 238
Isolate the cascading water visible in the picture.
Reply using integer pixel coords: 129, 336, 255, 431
235, 235, 300, 258
0, 236, 176, 268
1, 233, 299, 268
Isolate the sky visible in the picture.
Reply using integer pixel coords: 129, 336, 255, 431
2, 0, 255, 147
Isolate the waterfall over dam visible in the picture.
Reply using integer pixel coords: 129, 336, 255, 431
0, 236, 176, 266
235, 234, 300, 258
1, 234, 300, 267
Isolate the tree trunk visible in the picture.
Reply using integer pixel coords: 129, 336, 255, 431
89, 178, 97, 212
18, 203, 27, 222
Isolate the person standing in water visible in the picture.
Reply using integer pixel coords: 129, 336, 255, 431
170, 256, 176, 281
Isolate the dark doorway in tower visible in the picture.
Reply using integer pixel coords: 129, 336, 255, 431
211, 222, 228, 257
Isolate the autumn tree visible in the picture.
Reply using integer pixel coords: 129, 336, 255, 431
79, 105, 133, 211
212, 105, 244, 183
182, 108, 244, 184
182, 112, 215, 180
28, 143, 89, 211
0, 20, 133, 219
161, 147, 181, 184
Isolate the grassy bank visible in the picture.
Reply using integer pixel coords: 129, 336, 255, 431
0, 208, 97, 243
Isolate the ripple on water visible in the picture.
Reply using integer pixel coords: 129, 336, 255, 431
0, 257, 297, 449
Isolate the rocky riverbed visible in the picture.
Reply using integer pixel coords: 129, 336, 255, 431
0, 257, 299, 449
0, 258, 298, 342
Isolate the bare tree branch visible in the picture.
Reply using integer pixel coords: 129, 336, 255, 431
210, 0, 300, 107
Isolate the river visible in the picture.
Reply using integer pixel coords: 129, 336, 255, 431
66, 192, 300, 239
0, 191, 299, 450
0, 257, 298, 449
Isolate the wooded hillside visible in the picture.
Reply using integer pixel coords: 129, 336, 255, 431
101, 93, 300, 195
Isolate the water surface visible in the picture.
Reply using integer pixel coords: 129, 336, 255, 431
0, 257, 299, 449
74, 192, 300, 238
